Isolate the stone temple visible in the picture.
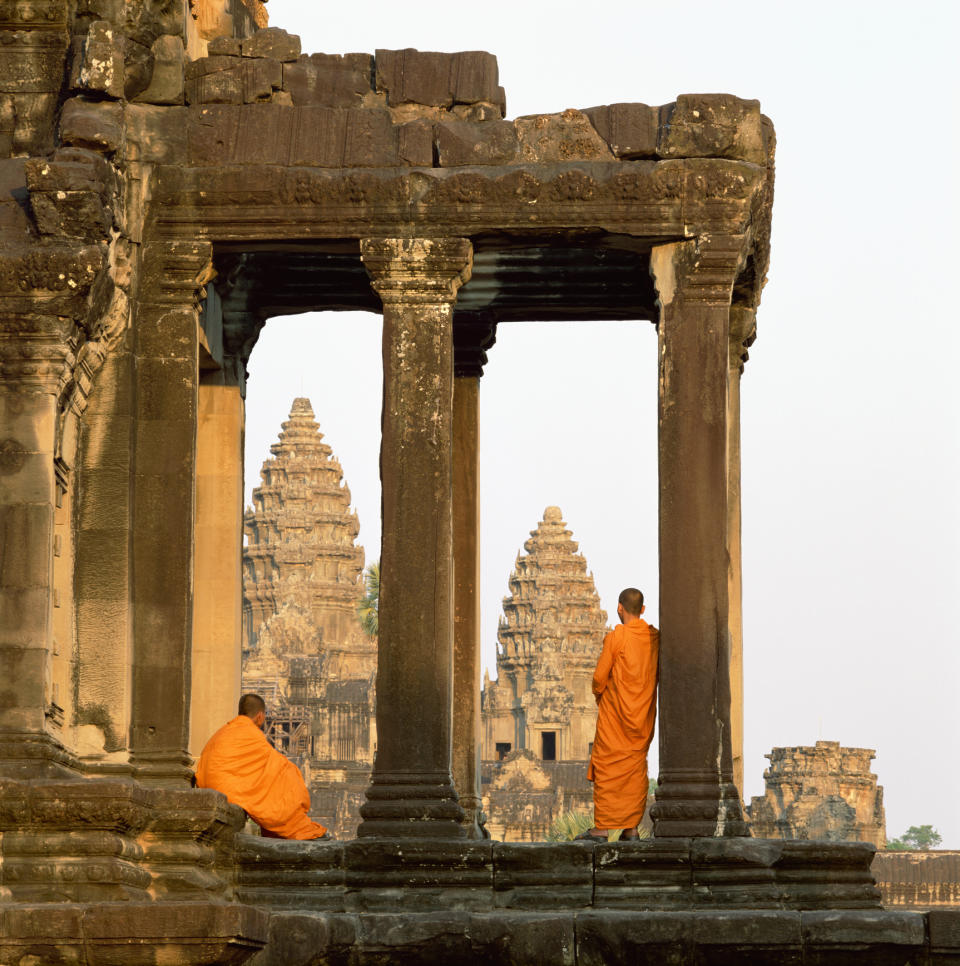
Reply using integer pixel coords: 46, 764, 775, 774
242, 397, 376, 839
480, 506, 610, 841
2, 0, 956, 960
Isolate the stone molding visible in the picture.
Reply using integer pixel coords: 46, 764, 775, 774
729, 304, 757, 372
360, 236, 473, 305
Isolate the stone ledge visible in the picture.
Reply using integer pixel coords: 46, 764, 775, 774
0, 901, 269, 966
244, 909, 949, 966
236, 836, 882, 913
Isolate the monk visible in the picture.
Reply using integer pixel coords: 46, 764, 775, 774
196, 693, 329, 840
578, 587, 659, 842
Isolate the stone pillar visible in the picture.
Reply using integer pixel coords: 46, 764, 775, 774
727, 306, 756, 801
358, 237, 473, 838
73, 347, 136, 770
0, 242, 100, 776
452, 316, 496, 838
190, 375, 244, 757
128, 241, 210, 786
649, 236, 748, 838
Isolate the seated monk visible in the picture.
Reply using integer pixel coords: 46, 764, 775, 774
577, 587, 659, 842
196, 693, 329, 840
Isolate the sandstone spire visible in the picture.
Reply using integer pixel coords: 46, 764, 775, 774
243, 396, 365, 659
241, 398, 376, 836
481, 507, 609, 839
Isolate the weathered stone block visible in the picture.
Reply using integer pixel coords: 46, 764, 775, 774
285, 106, 398, 167
237, 836, 346, 909
583, 102, 659, 158
59, 97, 123, 154
493, 842, 593, 908
133, 35, 185, 105
125, 105, 188, 163
241, 27, 301, 62
435, 118, 519, 166
345, 840, 493, 911
0, 28, 69, 95
0, 158, 33, 238
514, 109, 615, 163
185, 63, 243, 105
594, 839, 693, 908
282, 53, 373, 107
376, 48, 499, 107
660, 94, 766, 164
30, 190, 109, 241
397, 118, 433, 166
68, 21, 124, 98
801, 910, 926, 947
207, 36, 241, 56
929, 910, 960, 950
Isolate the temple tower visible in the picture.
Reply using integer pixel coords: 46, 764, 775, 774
242, 398, 376, 837
481, 506, 609, 766
243, 397, 365, 655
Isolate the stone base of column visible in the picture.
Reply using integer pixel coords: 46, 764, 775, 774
358, 771, 465, 838
0, 731, 81, 779
130, 750, 195, 787
651, 778, 749, 838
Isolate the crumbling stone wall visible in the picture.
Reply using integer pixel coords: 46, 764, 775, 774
747, 741, 887, 848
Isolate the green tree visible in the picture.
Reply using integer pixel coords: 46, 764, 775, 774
886, 825, 943, 851
357, 562, 379, 639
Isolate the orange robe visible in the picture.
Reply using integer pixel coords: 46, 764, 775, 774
588, 617, 659, 829
196, 715, 327, 840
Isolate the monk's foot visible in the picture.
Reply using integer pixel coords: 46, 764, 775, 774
620, 827, 639, 840
574, 828, 608, 842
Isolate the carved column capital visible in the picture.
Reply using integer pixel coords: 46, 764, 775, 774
453, 313, 497, 379
360, 237, 473, 306
650, 235, 747, 308
141, 240, 215, 307
729, 305, 757, 372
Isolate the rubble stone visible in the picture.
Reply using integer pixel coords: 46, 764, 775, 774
514, 109, 615, 163
241, 26, 301, 62
133, 35, 185, 105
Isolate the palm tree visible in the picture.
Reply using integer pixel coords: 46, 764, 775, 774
357, 561, 379, 639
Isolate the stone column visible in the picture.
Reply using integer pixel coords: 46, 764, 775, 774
727, 306, 756, 800
452, 316, 496, 839
649, 236, 748, 837
358, 237, 473, 838
0, 242, 102, 777
128, 241, 210, 786
190, 373, 244, 757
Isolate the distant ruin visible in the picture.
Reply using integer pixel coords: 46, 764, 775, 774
747, 741, 887, 848
241, 397, 375, 839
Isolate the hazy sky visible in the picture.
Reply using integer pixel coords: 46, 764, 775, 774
243, 0, 960, 846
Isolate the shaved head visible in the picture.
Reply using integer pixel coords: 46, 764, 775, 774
618, 588, 645, 617
238, 693, 266, 718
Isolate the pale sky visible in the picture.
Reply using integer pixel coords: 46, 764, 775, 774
243, 0, 960, 846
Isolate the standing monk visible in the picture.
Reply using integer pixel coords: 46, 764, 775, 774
196, 693, 329, 840
579, 588, 659, 841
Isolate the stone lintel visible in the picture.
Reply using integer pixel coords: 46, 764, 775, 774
153, 158, 765, 243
